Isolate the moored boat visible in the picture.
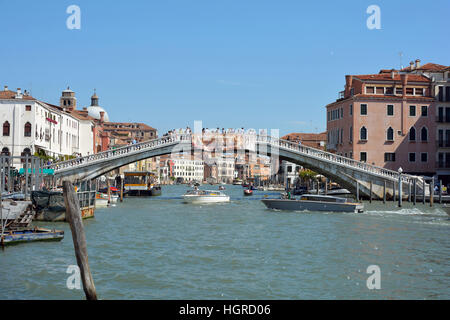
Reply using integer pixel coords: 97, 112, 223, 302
244, 189, 253, 196
95, 193, 109, 207
183, 189, 230, 204
150, 185, 162, 196
261, 194, 364, 213
0, 227, 64, 246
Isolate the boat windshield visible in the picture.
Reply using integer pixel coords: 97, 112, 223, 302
300, 195, 347, 203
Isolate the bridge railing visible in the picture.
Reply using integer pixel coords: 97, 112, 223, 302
49, 132, 425, 186
256, 135, 422, 185
48, 134, 192, 171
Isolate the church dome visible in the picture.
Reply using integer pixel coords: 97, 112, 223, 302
87, 106, 109, 122
87, 90, 109, 121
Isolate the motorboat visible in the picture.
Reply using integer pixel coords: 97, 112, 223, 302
183, 189, 230, 204
244, 189, 253, 196
261, 194, 364, 213
219, 186, 226, 191
95, 193, 109, 207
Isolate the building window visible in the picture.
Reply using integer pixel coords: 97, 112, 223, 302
409, 127, 416, 141
360, 152, 367, 162
415, 88, 424, 96
421, 153, 428, 162
340, 108, 343, 118
24, 122, 32, 137
438, 86, 444, 102
349, 104, 353, 115
386, 127, 394, 141
446, 86, 450, 102
25, 105, 32, 111
387, 105, 394, 116
376, 87, 384, 94
360, 126, 367, 141
409, 105, 416, 116
384, 153, 396, 162
421, 106, 428, 117
3, 121, 10, 136
406, 88, 414, 95
360, 104, 367, 115
385, 87, 394, 95
396, 88, 403, 95
349, 126, 353, 142
366, 86, 374, 94
409, 153, 416, 162
421, 127, 428, 142
1, 147, 10, 156
327, 111, 330, 122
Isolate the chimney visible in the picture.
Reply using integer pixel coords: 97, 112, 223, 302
391, 69, 396, 79
409, 61, 414, 70
345, 75, 353, 97
401, 74, 408, 97
15, 88, 23, 99
4, 85, 8, 91
99, 111, 105, 124
415, 59, 421, 69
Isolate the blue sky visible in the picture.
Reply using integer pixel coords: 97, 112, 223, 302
0, 0, 448, 136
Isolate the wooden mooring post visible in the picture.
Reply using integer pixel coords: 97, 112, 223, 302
356, 181, 359, 201
393, 181, 396, 203
398, 176, 402, 208
120, 178, 124, 202
383, 180, 386, 204
422, 179, 426, 204
369, 181, 372, 203
413, 178, 417, 205
62, 181, 98, 300
430, 177, 434, 207
439, 180, 442, 204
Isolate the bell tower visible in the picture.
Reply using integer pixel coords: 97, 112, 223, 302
60, 86, 77, 111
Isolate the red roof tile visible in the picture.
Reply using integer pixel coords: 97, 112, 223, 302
354, 74, 430, 82
0, 90, 35, 100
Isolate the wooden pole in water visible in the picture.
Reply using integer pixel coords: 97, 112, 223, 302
369, 181, 372, 203
422, 179, 425, 204
120, 178, 124, 202
325, 178, 328, 195
413, 178, 417, 205
398, 175, 402, 207
62, 181, 97, 300
356, 181, 359, 201
393, 181, 396, 202
408, 181, 411, 202
107, 178, 111, 204
24, 155, 29, 199
316, 179, 320, 195
383, 180, 386, 204
430, 177, 434, 207
439, 180, 442, 204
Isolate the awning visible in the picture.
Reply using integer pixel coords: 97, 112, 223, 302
19, 168, 55, 175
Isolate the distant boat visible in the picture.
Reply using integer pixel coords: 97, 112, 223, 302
183, 189, 230, 204
0, 227, 64, 246
262, 194, 364, 213
244, 189, 253, 196
150, 185, 162, 196
95, 193, 109, 207
219, 186, 226, 191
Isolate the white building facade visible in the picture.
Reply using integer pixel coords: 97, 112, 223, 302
172, 158, 204, 182
0, 86, 94, 167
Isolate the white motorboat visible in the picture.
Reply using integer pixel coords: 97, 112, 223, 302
183, 189, 230, 204
95, 193, 109, 207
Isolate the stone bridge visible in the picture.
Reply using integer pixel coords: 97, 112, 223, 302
48, 134, 428, 199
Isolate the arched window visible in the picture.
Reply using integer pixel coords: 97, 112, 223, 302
360, 126, 367, 140
21, 148, 32, 162
1, 147, 10, 156
409, 127, 416, 141
3, 121, 10, 136
24, 122, 32, 137
421, 127, 428, 142
387, 127, 394, 141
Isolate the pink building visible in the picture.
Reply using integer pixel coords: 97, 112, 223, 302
326, 69, 435, 176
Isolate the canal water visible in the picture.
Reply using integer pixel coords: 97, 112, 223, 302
1, 185, 449, 299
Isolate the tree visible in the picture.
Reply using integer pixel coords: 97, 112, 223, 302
298, 169, 317, 190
